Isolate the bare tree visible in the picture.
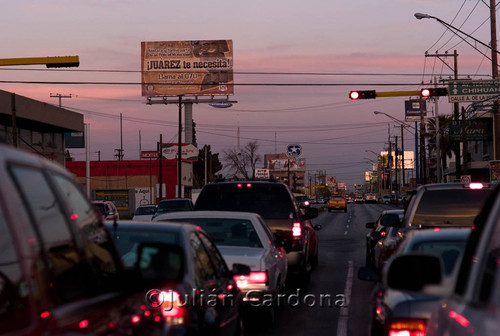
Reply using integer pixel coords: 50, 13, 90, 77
223, 140, 261, 179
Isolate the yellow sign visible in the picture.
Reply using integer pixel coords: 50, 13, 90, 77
141, 40, 233, 97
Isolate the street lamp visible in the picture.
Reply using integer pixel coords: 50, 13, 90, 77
415, 10, 500, 161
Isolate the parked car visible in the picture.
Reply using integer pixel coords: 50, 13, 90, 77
365, 209, 404, 268
132, 204, 157, 221
385, 183, 500, 335
373, 226, 405, 272
360, 228, 471, 336
328, 195, 347, 212
91, 199, 120, 221
379, 194, 392, 205
104, 220, 248, 335
194, 180, 321, 285
152, 198, 194, 219
153, 210, 288, 326
0, 143, 171, 335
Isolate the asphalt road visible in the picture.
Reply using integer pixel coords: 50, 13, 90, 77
245, 202, 399, 336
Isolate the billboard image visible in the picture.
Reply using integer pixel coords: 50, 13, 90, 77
141, 40, 233, 97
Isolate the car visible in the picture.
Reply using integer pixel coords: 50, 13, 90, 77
193, 180, 321, 285
360, 228, 471, 336
295, 195, 310, 208
328, 195, 347, 212
152, 210, 288, 326
365, 209, 404, 268
379, 194, 392, 205
346, 196, 354, 204
132, 204, 157, 221
354, 195, 365, 204
401, 182, 493, 230
104, 220, 248, 335
91, 199, 120, 221
365, 193, 377, 204
0, 143, 172, 335
152, 198, 194, 219
385, 183, 500, 336
372, 226, 405, 272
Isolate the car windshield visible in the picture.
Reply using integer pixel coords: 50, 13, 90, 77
195, 184, 295, 219
412, 189, 492, 226
410, 239, 467, 275
163, 218, 263, 248
157, 200, 192, 213
135, 206, 156, 215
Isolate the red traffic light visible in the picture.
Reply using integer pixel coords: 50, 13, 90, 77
421, 88, 447, 97
349, 90, 376, 100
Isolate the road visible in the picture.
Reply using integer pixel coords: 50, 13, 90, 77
245, 202, 400, 335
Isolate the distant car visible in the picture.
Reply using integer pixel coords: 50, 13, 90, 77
91, 200, 119, 221
360, 228, 471, 336
354, 196, 365, 204
153, 210, 288, 326
365, 209, 404, 268
295, 195, 310, 208
105, 220, 248, 335
132, 204, 157, 221
328, 195, 347, 212
365, 193, 377, 203
152, 198, 194, 219
346, 196, 354, 204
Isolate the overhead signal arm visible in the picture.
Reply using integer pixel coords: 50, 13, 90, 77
0, 56, 79, 68
349, 89, 448, 99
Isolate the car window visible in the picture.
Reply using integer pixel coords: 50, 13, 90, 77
195, 184, 296, 219
136, 206, 156, 215
0, 204, 31, 332
198, 232, 229, 277
51, 173, 120, 284
412, 189, 491, 227
259, 217, 275, 245
168, 218, 263, 248
190, 232, 217, 284
409, 240, 467, 275
9, 165, 88, 304
477, 216, 500, 304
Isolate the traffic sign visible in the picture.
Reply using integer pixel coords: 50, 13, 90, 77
286, 144, 302, 157
460, 175, 472, 184
448, 80, 500, 103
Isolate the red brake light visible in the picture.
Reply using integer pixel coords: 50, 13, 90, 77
159, 290, 185, 323
292, 222, 302, 237
237, 183, 242, 187
448, 310, 470, 327
131, 315, 141, 324
246, 183, 252, 187
468, 183, 484, 189
40, 311, 50, 319
234, 271, 268, 289
388, 319, 426, 336
79, 320, 89, 329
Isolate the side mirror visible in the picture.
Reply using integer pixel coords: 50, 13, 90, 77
385, 254, 442, 292
365, 222, 375, 229
314, 224, 322, 231
232, 263, 251, 276
303, 207, 319, 220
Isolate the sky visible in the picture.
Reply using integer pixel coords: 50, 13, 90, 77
0, 0, 497, 188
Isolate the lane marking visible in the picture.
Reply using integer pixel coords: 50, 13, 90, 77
336, 260, 353, 336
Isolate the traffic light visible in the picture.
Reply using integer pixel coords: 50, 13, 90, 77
421, 88, 447, 97
349, 90, 376, 99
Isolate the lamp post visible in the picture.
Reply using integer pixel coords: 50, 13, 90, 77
415, 9, 500, 161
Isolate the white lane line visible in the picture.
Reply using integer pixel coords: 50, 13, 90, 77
336, 260, 353, 336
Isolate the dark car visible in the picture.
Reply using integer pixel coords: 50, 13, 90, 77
105, 220, 248, 335
152, 198, 194, 219
365, 209, 404, 268
0, 143, 171, 335
385, 183, 500, 335
194, 180, 321, 285
295, 195, 310, 208
360, 228, 471, 336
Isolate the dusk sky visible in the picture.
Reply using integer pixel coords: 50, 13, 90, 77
0, 0, 496, 187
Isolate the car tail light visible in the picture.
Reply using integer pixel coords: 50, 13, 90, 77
159, 290, 186, 325
388, 319, 426, 336
467, 182, 484, 189
292, 222, 302, 237
234, 271, 268, 289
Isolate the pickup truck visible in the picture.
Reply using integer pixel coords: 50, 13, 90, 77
328, 195, 347, 212
385, 183, 500, 335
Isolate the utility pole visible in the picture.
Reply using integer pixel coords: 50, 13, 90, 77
490, 0, 500, 160
50, 93, 72, 107
401, 125, 405, 188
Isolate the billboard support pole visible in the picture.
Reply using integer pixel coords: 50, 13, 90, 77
178, 95, 183, 199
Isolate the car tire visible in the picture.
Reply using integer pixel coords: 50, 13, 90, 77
344, 208, 347, 213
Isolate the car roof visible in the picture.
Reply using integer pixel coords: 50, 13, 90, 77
404, 227, 472, 243
153, 210, 262, 222
417, 182, 493, 191
104, 220, 197, 233
381, 209, 405, 215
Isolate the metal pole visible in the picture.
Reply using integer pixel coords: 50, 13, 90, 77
435, 77, 442, 183
415, 121, 420, 185
401, 125, 405, 188
178, 96, 183, 199
490, 0, 500, 160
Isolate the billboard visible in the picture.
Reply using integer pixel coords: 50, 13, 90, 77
141, 40, 233, 97
267, 158, 306, 171
161, 143, 199, 162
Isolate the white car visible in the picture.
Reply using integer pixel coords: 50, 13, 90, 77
132, 204, 157, 221
153, 210, 288, 325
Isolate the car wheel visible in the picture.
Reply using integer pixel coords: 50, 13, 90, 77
261, 303, 276, 328
344, 208, 347, 213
